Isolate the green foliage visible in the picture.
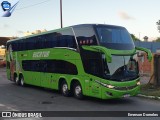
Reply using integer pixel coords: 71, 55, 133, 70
130, 34, 140, 41
155, 37, 160, 42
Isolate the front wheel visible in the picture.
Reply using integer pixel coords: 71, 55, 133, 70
73, 82, 83, 99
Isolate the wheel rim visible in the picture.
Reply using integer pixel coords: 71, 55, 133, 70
15, 77, 19, 84
21, 78, 24, 86
75, 85, 81, 96
62, 84, 68, 94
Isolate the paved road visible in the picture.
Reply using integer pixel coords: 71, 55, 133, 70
0, 68, 160, 120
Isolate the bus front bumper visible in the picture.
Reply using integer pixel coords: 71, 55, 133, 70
101, 86, 140, 99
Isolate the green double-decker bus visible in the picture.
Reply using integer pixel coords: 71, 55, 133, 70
6, 24, 152, 99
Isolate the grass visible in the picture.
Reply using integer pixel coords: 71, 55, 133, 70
140, 83, 160, 97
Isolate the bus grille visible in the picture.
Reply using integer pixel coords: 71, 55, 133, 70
114, 85, 137, 90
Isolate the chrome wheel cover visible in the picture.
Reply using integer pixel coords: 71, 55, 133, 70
75, 85, 81, 96
62, 84, 68, 94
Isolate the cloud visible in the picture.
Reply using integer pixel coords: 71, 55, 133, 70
118, 11, 135, 20
3, 24, 10, 28
17, 30, 24, 34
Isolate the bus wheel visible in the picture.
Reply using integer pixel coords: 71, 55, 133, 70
61, 81, 70, 97
15, 76, 20, 85
73, 82, 83, 99
20, 76, 25, 87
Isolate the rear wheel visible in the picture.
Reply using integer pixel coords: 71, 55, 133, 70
61, 81, 70, 97
20, 76, 25, 87
15, 76, 20, 85
73, 82, 83, 99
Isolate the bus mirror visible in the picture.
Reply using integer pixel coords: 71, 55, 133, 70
135, 47, 152, 62
82, 45, 112, 63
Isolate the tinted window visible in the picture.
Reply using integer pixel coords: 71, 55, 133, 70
95, 26, 135, 50
73, 26, 102, 77
25, 37, 36, 50
8, 28, 77, 51
73, 27, 97, 46
35, 36, 45, 49
58, 28, 77, 49
79, 50, 103, 77
45, 33, 58, 48
22, 60, 40, 72
22, 60, 78, 75
58, 35, 68, 47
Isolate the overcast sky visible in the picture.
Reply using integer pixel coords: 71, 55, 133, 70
0, 0, 160, 41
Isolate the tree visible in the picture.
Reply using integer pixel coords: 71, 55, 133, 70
155, 37, 160, 42
130, 34, 140, 41
156, 20, 160, 33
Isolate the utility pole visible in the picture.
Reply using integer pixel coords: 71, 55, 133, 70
139, 32, 141, 40
156, 20, 160, 33
60, 0, 63, 28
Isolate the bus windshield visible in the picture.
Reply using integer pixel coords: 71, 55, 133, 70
95, 26, 135, 50
103, 54, 139, 82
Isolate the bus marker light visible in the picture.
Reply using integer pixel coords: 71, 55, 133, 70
137, 81, 140, 85
106, 85, 115, 89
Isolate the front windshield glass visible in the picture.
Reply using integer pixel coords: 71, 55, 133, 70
95, 26, 135, 50
103, 54, 139, 81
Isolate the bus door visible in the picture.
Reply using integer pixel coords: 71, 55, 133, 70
80, 50, 102, 98
88, 58, 102, 98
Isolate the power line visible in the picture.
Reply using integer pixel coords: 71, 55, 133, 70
16, 0, 52, 10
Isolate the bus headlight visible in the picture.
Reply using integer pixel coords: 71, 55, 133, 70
103, 83, 115, 89
137, 81, 140, 85
95, 80, 115, 89
106, 85, 115, 89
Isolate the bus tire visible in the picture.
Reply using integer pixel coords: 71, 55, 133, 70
60, 80, 70, 97
20, 75, 25, 87
15, 75, 20, 85
73, 82, 83, 99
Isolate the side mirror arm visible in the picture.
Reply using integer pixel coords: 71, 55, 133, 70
135, 47, 152, 62
82, 45, 112, 63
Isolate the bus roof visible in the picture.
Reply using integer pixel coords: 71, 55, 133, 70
7, 24, 124, 43
70, 24, 124, 28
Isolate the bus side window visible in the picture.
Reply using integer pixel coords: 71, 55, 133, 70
26, 38, 35, 50
59, 35, 67, 47
58, 28, 77, 49
35, 36, 45, 49
46, 33, 58, 48
67, 36, 77, 49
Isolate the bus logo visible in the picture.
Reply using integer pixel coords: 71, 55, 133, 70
33, 51, 50, 58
